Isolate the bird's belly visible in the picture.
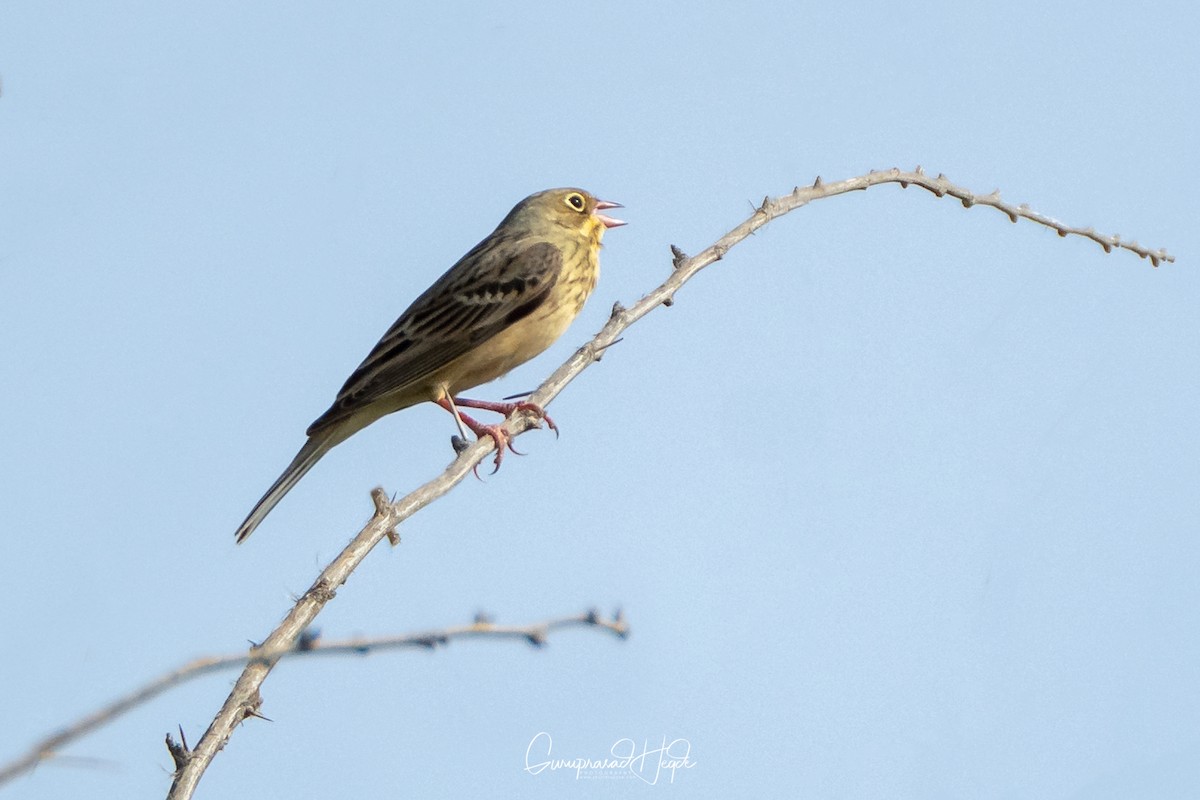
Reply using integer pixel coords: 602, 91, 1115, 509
434, 280, 593, 396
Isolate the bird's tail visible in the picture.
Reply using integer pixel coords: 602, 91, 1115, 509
235, 434, 335, 543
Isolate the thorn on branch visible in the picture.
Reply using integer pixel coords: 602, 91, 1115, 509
526, 629, 547, 648
166, 727, 190, 772
371, 487, 389, 510
308, 579, 336, 604
812, 175, 823, 189
298, 628, 321, 651
369, 489, 400, 544
601, 337, 624, 351
613, 608, 629, 639
670, 244, 688, 270
588, 338, 624, 362
369, 488, 397, 542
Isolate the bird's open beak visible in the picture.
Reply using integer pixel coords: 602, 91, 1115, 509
594, 199, 626, 229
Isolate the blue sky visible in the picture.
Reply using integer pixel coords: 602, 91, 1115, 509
2, 2, 1197, 797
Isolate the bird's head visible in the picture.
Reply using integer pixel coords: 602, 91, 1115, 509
506, 188, 626, 244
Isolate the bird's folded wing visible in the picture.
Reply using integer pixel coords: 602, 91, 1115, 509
306, 239, 562, 435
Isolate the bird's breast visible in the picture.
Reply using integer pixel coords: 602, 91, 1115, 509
436, 242, 599, 396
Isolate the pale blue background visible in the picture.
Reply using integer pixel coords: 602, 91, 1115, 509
2, 2, 1197, 798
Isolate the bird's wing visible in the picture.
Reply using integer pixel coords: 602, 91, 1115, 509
306, 238, 563, 435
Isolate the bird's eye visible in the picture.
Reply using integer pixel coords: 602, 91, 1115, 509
564, 192, 586, 212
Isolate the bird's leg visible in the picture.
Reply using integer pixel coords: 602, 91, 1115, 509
434, 394, 515, 473
453, 396, 559, 438
439, 391, 473, 441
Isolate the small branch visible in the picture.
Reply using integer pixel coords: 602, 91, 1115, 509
0, 611, 626, 787
164, 168, 1172, 798
857, 167, 1173, 266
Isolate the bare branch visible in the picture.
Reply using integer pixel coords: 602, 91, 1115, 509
0, 610, 626, 787
851, 167, 1173, 266
162, 168, 1172, 797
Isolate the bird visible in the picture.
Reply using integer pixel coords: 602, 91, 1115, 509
235, 188, 625, 542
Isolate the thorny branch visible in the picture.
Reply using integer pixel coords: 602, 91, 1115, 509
7, 168, 1171, 798
166, 167, 1178, 798
0, 610, 626, 786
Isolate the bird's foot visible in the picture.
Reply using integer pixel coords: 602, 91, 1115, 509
445, 406, 521, 476
454, 396, 558, 438
438, 395, 556, 476
472, 422, 515, 475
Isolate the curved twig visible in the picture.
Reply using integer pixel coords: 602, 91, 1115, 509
161, 168, 1173, 798
0, 610, 626, 786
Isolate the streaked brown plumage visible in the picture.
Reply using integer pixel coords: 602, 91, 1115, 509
235, 188, 624, 542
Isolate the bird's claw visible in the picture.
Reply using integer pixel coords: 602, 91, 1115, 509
472, 424, 516, 477
445, 396, 559, 473
512, 401, 558, 439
